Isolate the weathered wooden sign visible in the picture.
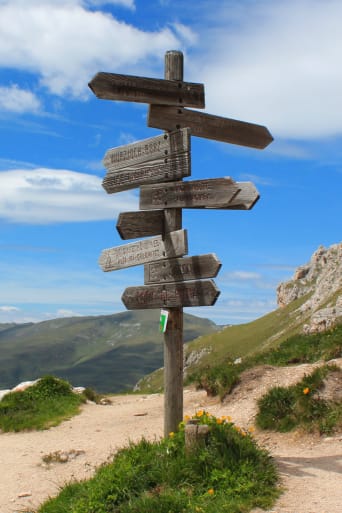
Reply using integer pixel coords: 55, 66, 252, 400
99, 229, 188, 272
206, 182, 260, 210
148, 105, 273, 149
88, 72, 205, 108
116, 210, 165, 240
144, 253, 221, 284
139, 177, 240, 210
102, 128, 191, 193
122, 279, 220, 309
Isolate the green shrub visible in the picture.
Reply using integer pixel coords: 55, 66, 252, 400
0, 375, 84, 432
38, 412, 280, 513
189, 362, 241, 400
256, 365, 342, 434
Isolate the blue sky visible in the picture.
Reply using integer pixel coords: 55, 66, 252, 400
0, 0, 341, 325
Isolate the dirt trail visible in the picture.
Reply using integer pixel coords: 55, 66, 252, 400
0, 360, 341, 513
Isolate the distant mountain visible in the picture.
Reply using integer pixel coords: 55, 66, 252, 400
0, 310, 219, 392
137, 242, 342, 392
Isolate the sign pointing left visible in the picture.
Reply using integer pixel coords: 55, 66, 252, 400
89, 72, 205, 108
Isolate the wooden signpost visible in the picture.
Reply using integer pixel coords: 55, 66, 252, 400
122, 280, 220, 309
89, 50, 273, 438
89, 72, 205, 107
139, 177, 240, 209
144, 253, 221, 284
99, 229, 188, 271
102, 128, 191, 193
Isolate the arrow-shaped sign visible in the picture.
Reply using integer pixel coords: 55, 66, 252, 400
102, 129, 191, 193
139, 177, 240, 210
89, 72, 205, 108
99, 229, 188, 272
122, 279, 220, 309
144, 253, 222, 284
205, 182, 260, 210
148, 105, 273, 149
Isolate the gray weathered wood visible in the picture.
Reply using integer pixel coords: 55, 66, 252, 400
99, 229, 188, 271
140, 177, 240, 210
144, 253, 222, 284
206, 182, 260, 210
148, 105, 273, 149
102, 129, 191, 193
88, 72, 205, 108
121, 279, 220, 309
116, 210, 165, 240
163, 50, 184, 439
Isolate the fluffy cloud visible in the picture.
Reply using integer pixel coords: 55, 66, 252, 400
0, 0, 180, 98
0, 85, 41, 114
0, 168, 138, 223
0, 306, 20, 312
192, 0, 342, 139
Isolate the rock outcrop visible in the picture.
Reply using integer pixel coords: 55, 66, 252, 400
277, 242, 342, 333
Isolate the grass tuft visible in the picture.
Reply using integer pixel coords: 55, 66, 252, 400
256, 365, 342, 434
0, 375, 85, 432
37, 412, 280, 513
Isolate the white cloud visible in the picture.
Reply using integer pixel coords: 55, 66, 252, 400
0, 0, 179, 98
0, 85, 41, 114
86, 0, 135, 8
0, 306, 20, 312
225, 271, 261, 281
193, 0, 342, 140
0, 168, 138, 223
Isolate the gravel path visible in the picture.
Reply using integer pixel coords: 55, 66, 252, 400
0, 360, 341, 513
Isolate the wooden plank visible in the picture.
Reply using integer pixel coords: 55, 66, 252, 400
116, 210, 165, 240
206, 182, 260, 210
88, 72, 205, 108
98, 229, 188, 272
140, 178, 240, 210
148, 105, 273, 149
121, 279, 220, 309
102, 129, 191, 193
144, 253, 222, 284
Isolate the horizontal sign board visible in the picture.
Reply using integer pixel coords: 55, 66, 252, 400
102, 129, 191, 193
99, 229, 188, 272
148, 105, 273, 149
89, 72, 205, 108
122, 279, 220, 309
116, 210, 165, 240
205, 182, 260, 210
144, 253, 222, 284
139, 178, 240, 210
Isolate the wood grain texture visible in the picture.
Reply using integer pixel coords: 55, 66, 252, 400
102, 129, 191, 193
116, 210, 165, 240
99, 229, 188, 271
144, 253, 222, 284
206, 182, 260, 210
148, 105, 273, 149
88, 72, 205, 108
140, 178, 240, 209
121, 279, 220, 309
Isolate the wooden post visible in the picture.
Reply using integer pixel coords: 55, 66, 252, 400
163, 50, 184, 438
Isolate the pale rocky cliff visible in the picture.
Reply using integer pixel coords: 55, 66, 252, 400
277, 242, 342, 333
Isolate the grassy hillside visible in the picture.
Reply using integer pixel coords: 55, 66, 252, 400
137, 294, 314, 392
0, 310, 219, 393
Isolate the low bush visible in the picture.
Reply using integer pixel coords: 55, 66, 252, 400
0, 375, 85, 432
256, 365, 342, 434
38, 411, 280, 513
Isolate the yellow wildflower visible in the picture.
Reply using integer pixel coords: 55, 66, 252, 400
184, 414, 191, 422
169, 431, 175, 438
303, 387, 310, 395
207, 488, 215, 495
196, 409, 204, 417
216, 418, 223, 424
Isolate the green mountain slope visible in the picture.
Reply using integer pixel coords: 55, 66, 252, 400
0, 311, 219, 392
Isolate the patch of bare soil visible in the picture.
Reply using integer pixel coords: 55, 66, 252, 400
0, 359, 341, 513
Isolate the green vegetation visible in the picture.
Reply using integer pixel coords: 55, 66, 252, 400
38, 412, 279, 513
0, 376, 85, 432
187, 324, 342, 400
256, 365, 342, 434
0, 311, 219, 393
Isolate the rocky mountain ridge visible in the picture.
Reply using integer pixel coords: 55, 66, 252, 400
277, 242, 342, 333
